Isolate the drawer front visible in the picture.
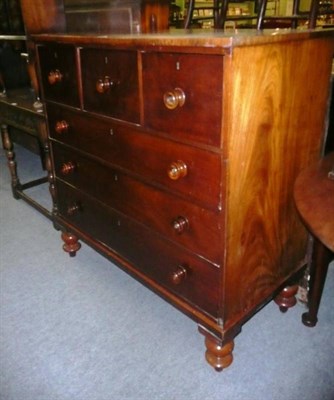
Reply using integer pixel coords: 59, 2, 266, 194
81, 48, 140, 123
142, 52, 223, 147
47, 105, 222, 209
52, 142, 222, 264
38, 44, 79, 107
56, 180, 219, 317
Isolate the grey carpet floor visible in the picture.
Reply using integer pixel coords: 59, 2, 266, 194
0, 145, 333, 400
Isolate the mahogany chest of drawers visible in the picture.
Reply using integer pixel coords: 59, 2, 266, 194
35, 30, 334, 370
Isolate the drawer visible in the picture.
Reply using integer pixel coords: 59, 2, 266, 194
37, 44, 79, 107
56, 180, 219, 317
142, 52, 223, 147
52, 142, 222, 264
47, 105, 222, 210
81, 48, 140, 123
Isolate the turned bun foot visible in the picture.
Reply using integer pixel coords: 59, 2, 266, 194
274, 285, 298, 312
61, 232, 81, 257
204, 336, 234, 372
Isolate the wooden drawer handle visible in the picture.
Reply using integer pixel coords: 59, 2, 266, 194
55, 120, 69, 135
67, 202, 80, 216
172, 216, 189, 234
96, 76, 119, 93
48, 69, 63, 85
163, 88, 186, 110
60, 161, 76, 176
167, 160, 187, 180
170, 265, 188, 285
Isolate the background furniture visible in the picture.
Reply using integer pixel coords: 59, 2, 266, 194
20, 0, 170, 35
258, 0, 334, 29
294, 152, 334, 327
0, 87, 51, 219
0, 1, 50, 218
182, 0, 334, 29
0, 0, 25, 34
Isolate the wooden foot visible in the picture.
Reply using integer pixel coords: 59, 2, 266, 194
61, 232, 81, 257
200, 330, 234, 372
274, 285, 298, 312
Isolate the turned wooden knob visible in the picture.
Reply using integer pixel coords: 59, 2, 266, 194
60, 161, 76, 176
55, 120, 69, 135
96, 76, 119, 93
167, 160, 187, 180
170, 265, 188, 285
67, 202, 80, 216
48, 69, 63, 85
172, 216, 189, 234
163, 88, 186, 110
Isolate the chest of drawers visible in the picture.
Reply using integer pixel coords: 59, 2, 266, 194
35, 30, 334, 371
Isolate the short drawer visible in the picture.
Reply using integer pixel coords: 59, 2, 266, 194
142, 52, 223, 147
56, 180, 219, 317
37, 44, 79, 107
52, 142, 222, 264
81, 48, 140, 123
47, 105, 222, 210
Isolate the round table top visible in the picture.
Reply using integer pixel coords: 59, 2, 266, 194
294, 152, 334, 252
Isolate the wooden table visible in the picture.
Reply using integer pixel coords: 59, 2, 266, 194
0, 87, 51, 219
294, 152, 334, 326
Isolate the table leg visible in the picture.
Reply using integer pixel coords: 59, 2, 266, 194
1, 123, 21, 199
302, 237, 332, 327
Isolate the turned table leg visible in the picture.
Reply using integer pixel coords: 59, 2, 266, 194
61, 232, 81, 257
302, 238, 332, 327
1, 123, 21, 198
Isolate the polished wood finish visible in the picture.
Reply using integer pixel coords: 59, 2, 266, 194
294, 153, 334, 252
294, 152, 334, 327
20, 0, 169, 35
142, 52, 223, 146
81, 48, 140, 123
20, 0, 66, 35
140, 0, 170, 32
35, 29, 334, 370
0, 87, 51, 218
38, 44, 79, 107
204, 335, 234, 372
274, 285, 299, 312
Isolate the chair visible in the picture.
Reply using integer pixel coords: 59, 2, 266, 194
293, 152, 334, 326
257, 0, 331, 29
184, 0, 330, 30
184, 0, 222, 28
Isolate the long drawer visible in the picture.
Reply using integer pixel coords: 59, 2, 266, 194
56, 180, 219, 317
47, 104, 222, 210
52, 142, 222, 264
